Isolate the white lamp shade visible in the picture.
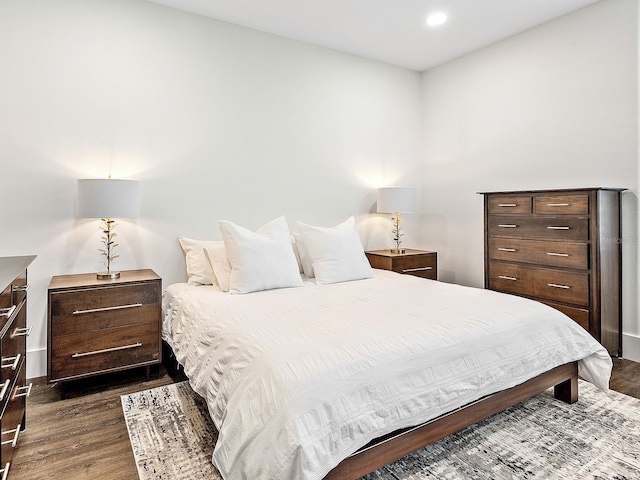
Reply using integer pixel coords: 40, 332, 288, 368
77, 179, 140, 218
377, 187, 416, 213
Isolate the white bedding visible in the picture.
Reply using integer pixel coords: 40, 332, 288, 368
162, 269, 612, 480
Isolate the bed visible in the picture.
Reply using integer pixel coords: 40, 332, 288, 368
163, 267, 612, 480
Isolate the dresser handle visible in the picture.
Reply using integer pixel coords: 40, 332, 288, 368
11, 284, 30, 293
11, 326, 32, 338
547, 226, 570, 230
0, 306, 16, 319
1, 425, 22, 448
1, 354, 20, 371
72, 342, 143, 358
497, 248, 516, 252
72, 303, 143, 315
547, 203, 570, 207
0, 381, 10, 403
402, 267, 432, 273
497, 204, 517, 207
547, 252, 569, 257
0, 462, 9, 480
498, 224, 517, 228
548, 283, 571, 289
12, 383, 32, 400
498, 275, 517, 281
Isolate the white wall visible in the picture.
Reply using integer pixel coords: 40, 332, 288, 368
0, 0, 423, 378
421, 0, 639, 359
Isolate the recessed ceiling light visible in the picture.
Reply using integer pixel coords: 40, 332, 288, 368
426, 12, 448, 26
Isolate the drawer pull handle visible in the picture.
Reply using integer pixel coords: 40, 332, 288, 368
12, 383, 32, 400
548, 283, 571, 289
497, 248, 516, 252
1, 354, 20, 371
72, 303, 143, 315
498, 275, 517, 281
498, 224, 517, 228
497, 203, 517, 207
402, 267, 432, 273
1, 425, 22, 448
0, 381, 10, 402
547, 203, 570, 207
0, 462, 9, 480
72, 342, 143, 358
0, 306, 16, 319
11, 326, 32, 338
11, 284, 30, 293
547, 226, 570, 230
547, 252, 569, 257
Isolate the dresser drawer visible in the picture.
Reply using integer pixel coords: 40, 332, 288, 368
1, 360, 26, 467
534, 195, 589, 215
543, 301, 590, 331
50, 283, 159, 337
489, 262, 589, 306
487, 196, 532, 215
1, 302, 27, 387
488, 215, 589, 241
50, 323, 160, 381
488, 238, 588, 270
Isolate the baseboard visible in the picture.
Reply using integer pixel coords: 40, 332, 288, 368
622, 333, 640, 362
27, 347, 47, 381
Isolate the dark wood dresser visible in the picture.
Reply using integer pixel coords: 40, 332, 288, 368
365, 249, 437, 280
0, 255, 36, 478
47, 269, 162, 384
481, 188, 624, 356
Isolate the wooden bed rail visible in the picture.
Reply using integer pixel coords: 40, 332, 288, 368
325, 362, 579, 480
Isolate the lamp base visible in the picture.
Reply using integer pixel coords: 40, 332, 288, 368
96, 271, 120, 280
389, 248, 406, 254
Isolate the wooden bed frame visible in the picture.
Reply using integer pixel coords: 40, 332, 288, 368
324, 361, 579, 480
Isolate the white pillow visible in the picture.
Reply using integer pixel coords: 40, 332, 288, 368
203, 244, 232, 292
290, 234, 304, 274
178, 237, 222, 286
219, 216, 304, 294
293, 233, 313, 277
297, 217, 373, 285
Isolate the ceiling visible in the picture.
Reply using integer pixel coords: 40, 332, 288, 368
146, 0, 600, 72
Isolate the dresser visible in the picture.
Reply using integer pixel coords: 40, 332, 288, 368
365, 249, 437, 280
481, 188, 624, 356
0, 255, 36, 478
47, 269, 162, 383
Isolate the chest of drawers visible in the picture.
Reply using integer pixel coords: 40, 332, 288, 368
0, 255, 36, 478
365, 249, 437, 280
481, 188, 624, 356
47, 269, 162, 383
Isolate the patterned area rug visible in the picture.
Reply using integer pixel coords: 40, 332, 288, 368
121, 380, 640, 480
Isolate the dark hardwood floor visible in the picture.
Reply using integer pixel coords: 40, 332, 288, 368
8, 359, 640, 479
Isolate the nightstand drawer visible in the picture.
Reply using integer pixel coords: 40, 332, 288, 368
50, 283, 159, 337
50, 324, 160, 381
397, 255, 437, 279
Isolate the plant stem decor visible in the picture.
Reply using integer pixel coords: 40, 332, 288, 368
99, 218, 119, 276
392, 212, 405, 253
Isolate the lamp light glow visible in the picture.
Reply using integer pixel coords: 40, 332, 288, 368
426, 12, 448, 26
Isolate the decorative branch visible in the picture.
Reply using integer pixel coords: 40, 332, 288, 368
392, 212, 404, 252
98, 218, 120, 274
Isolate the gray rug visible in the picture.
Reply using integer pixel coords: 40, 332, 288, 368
121, 380, 640, 480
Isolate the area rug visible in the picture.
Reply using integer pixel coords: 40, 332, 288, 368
121, 380, 640, 479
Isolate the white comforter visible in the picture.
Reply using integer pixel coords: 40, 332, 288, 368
163, 270, 612, 480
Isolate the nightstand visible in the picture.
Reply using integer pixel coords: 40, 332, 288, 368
47, 269, 162, 384
365, 249, 437, 280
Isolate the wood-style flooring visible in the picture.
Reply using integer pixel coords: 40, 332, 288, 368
8, 358, 640, 480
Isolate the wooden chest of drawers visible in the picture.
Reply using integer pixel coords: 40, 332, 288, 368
365, 249, 437, 280
481, 188, 624, 356
48, 269, 162, 383
0, 255, 36, 478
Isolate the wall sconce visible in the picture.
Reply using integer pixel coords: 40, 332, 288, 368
377, 187, 416, 254
77, 178, 140, 279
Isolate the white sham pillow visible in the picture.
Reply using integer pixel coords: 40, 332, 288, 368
219, 216, 304, 294
178, 237, 222, 286
293, 233, 313, 277
203, 244, 232, 292
297, 217, 373, 285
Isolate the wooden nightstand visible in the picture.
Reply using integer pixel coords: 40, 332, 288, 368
365, 249, 437, 280
47, 269, 162, 384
